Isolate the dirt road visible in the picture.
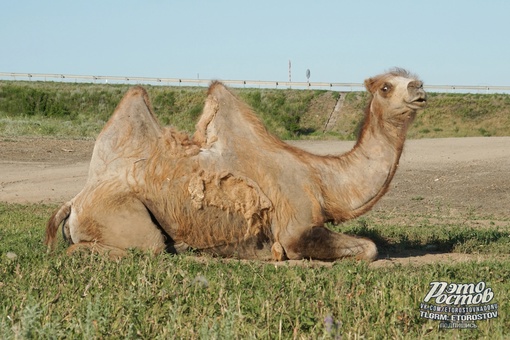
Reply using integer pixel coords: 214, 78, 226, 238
1, 136, 509, 266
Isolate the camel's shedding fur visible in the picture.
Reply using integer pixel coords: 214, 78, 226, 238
45, 69, 427, 261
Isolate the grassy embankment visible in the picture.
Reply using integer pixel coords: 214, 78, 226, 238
1, 80, 510, 140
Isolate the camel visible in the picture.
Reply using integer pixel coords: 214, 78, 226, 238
45, 68, 427, 261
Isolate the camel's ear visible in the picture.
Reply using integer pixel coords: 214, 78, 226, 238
364, 77, 377, 94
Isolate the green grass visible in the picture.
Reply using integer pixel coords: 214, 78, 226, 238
1, 203, 509, 339
2, 80, 510, 140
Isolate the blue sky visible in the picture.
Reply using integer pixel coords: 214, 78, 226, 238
2, 1, 509, 86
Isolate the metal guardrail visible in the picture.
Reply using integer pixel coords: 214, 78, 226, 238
0, 72, 365, 90
1, 72, 510, 93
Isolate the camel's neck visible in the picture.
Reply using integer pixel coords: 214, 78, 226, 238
318, 111, 408, 222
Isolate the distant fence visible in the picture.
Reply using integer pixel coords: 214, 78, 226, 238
1, 72, 510, 94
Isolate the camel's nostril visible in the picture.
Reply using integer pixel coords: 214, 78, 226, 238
408, 80, 423, 89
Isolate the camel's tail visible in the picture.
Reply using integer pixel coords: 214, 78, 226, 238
45, 201, 72, 251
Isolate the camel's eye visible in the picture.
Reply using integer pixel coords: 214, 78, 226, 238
381, 83, 392, 93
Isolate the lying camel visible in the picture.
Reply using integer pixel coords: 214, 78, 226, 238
46, 68, 427, 261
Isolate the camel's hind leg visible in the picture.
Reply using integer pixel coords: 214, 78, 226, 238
66, 242, 128, 259
283, 226, 377, 262
68, 193, 167, 258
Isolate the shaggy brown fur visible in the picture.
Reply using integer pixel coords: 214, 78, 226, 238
45, 69, 426, 261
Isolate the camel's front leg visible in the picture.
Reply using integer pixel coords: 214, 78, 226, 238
280, 226, 378, 262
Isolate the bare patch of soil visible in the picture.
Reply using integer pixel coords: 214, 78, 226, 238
0, 137, 94, 203
290, 137, 510, 220
1, 136, 509, 267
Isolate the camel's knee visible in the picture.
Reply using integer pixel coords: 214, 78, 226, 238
355, 238, 378, 262
280, 226, 378, 262
330, 234, 378, 262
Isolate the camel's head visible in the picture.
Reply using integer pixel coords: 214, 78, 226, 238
364, 68, 427, 126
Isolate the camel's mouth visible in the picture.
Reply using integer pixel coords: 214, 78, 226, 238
406, 95, 427, 109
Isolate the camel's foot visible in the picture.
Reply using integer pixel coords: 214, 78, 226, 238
173, 241, 190, 253
271, 242, 287, 261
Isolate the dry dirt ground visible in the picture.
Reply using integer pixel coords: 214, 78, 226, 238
1, 136, 509, 267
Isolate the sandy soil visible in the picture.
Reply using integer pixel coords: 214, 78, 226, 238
1, 136, 509, 267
